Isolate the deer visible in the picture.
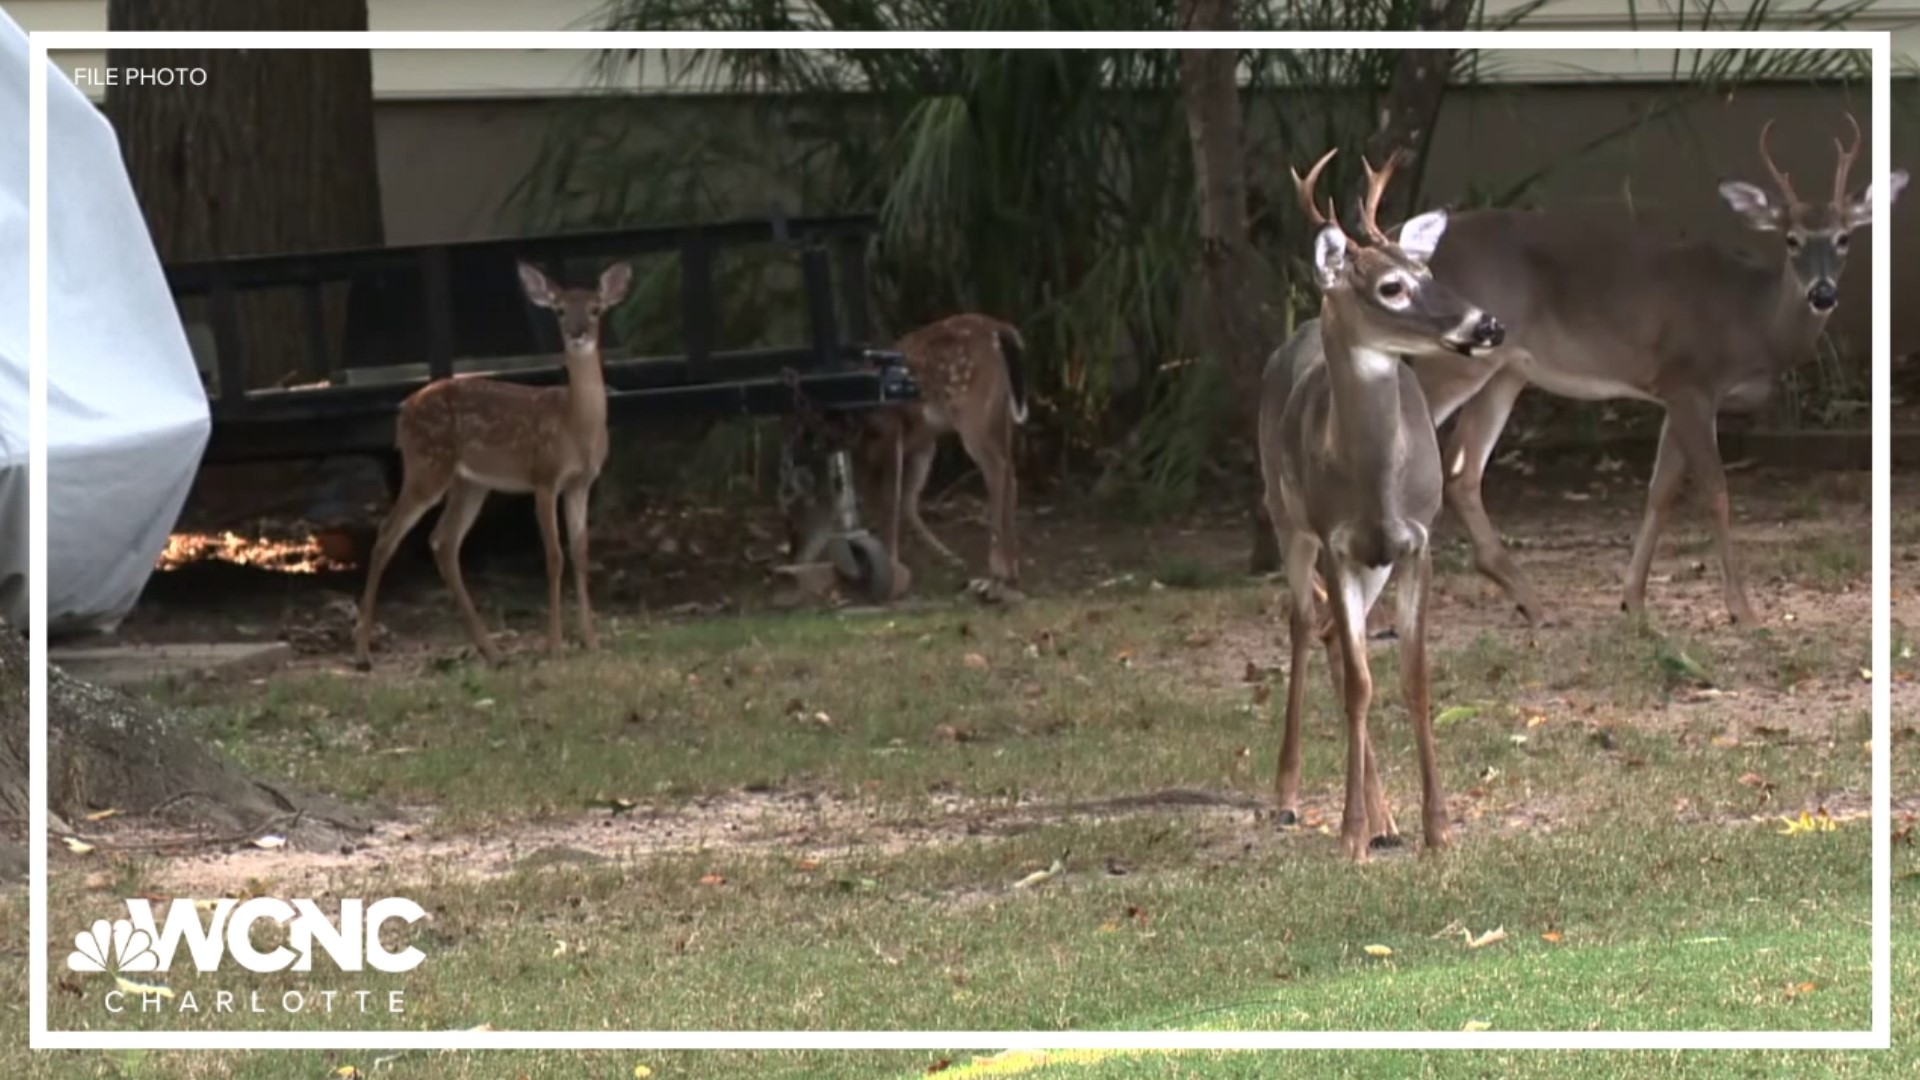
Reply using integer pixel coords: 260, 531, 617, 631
1406, 114, 1905, 628
856, 313, 1029, 594
1261, 148, 1505, 861
353, 260, 632, 669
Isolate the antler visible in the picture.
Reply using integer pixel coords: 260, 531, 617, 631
1832, 112, 1862, 205
1757, 119, 1803, 208
1358, 150, 1402, 246
1291, 147, 1341, 234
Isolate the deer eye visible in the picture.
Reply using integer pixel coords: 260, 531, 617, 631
1835, 234, 1850, 252
1785, 234, 1803, 251
1377, 279, 1406, 300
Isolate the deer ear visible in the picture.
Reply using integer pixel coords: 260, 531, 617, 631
599, 262, 633, 305
1312, 225, 1349, 289
1718, 180, 1783, 231
517, 261, 557, 308
1396, 209, 1449, 263
1845, 168, 1908, 229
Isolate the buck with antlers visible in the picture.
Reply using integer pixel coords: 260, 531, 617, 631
353, 261, 632, 669
1262, 149, 1505, 860
859, 313, 1029, 592
1410, 115, 1904, 628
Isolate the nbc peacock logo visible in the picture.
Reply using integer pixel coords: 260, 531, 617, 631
67, 917, 161, 975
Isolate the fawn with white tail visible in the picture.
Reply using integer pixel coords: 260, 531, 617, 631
861, 313, 1028, 591
1261, 149, 1504, 861
353, 261, 632, 669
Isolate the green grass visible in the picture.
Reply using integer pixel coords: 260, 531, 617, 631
7, 580, 1899, 1079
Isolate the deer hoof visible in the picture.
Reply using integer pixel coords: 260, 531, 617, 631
1272, 808, 1299, 828
352, 656, 373, 673
1368, 833, 1405, 852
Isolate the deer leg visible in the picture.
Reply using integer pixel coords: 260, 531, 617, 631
999, 408, 1020, 584
1329, 561, 1390, 863
1399, 545, 1451, 851
1325, 565, 1396, 848
563, 480, 597, 651
902, 443, 963, 568
428, 478, 500, 666
1622, 413, 1692, 620
1274, 531, 1320, 825
354, 474, 448, 670
957, 417, 1017, 584
1440, 366, 1541, 626
1662, 398, 1754, 626
1361, 715, 1401, 850
534, 485, 566, 657
886, 430, 905, 568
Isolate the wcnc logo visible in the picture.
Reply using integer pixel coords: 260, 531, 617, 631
67, 897, 426, 1017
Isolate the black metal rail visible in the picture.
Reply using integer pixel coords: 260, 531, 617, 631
165, 213, 908, 464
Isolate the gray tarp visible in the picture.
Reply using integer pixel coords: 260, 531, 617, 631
1, 9, 210, 634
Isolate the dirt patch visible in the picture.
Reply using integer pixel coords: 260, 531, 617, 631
107, 787, 1267, 898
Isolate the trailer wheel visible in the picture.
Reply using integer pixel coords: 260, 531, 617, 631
828, 532, 894, 604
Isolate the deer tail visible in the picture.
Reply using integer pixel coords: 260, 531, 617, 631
996, 324, 1029, 426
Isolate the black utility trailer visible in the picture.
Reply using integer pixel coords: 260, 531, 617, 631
164, 213, 916, 600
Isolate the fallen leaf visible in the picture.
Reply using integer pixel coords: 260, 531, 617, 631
332, 1068, 366, 1079
83, 871, 113, 890
1435, 705, 1481, 727
1508, 734, 1528, 746
962, 653, 989, 671
61, 837, 94, 855
699, 873, 727, 886
795, 858, 821, 872
551, 939, 568, 957
1362, 944, 1393, 958
1683, 936, 1728, 945
1461, 1019, 1492, 1032
1466, 927, 1508, 949
1777, 809, 1839, 836
83, 809, 122, 823
1525, 715, 1547, 729
113, 974, 173, 999
1859, 668, 1873, 682
474, 698, 496, 709
634, 1066, 655, 1079
1541, 931, 1563, 944
1737, 772, 1772, 789
1012, 856, 1066, 890
927, 1060, 953, 1074
251, 834, 287, 850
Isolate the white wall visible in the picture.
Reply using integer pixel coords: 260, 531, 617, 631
9, 0, 1920, 101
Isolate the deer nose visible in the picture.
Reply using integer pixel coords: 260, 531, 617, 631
1472, 313, 1505, 348
1807, 280, 1839, 312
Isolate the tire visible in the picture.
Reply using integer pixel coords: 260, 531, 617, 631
828, 531, 894, 604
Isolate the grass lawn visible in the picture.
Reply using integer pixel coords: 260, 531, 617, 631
7, 479, 1909, 1078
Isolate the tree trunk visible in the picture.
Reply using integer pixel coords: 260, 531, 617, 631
105, 0, 384, 393
1363, 0, 1478, 225
0, 626, 375, 883
1178, 3, 1282, 573
0, 625, 26, 881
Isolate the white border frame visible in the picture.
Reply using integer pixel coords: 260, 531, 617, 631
26, 29, 1892, 1053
